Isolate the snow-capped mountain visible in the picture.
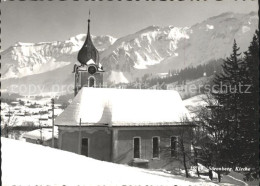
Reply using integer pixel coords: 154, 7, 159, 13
100, 25, 189, 83
1, 35, 116, 79
100, 25, 189, 70
157, 11, 258, 72
1, 12, 258, 95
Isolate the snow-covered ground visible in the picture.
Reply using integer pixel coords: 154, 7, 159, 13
182, 94, 208, 118
108, 70, 129, 84
2, 137, 218, 186
183, 94, 208, 109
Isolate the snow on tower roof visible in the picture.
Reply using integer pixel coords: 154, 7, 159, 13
55, 88, 191, 126
86, 59, 95, 65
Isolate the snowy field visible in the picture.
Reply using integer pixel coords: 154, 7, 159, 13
2, 137, 218, 186
183, 94, 208, 109
182, 94, 208, 118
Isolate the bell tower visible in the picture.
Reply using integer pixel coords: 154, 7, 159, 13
73, 13, 104, 96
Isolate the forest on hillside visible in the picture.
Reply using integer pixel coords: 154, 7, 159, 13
122, 59, 224, 89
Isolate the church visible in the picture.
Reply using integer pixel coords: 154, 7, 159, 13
55, 17, 194, 169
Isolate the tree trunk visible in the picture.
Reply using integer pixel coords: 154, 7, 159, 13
209, 170, 213, 180
196, 165, 200, 178
193, 144, 200, 177
183, 152, 189, 178
217, 171, 221, 182
181, 140, 189, 178
4, 124, 9, 138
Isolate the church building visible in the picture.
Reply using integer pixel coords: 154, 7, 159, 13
55, 18, 194, 170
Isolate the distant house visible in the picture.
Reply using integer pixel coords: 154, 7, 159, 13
10, 101, 19, 106
55, 88, 193, 169
22, 127, 58, 148
157, 72, 169, 78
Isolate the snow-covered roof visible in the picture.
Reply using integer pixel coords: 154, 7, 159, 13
55, 88, 191, 126
22, 127, 58, 141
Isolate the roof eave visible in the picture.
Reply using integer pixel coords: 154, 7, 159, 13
55, 123, 195, 128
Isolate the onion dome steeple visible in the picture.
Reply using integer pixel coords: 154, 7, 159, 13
77, 14, 99, 65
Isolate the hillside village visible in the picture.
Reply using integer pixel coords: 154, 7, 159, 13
1, 96, 63, 139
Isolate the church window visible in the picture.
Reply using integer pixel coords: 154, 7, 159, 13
152, 137, 159, 158
133, 137, 141, 158
170, 136, 178, 157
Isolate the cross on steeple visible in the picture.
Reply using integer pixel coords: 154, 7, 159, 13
88, 10, 91, 26
88, 10, 91, 24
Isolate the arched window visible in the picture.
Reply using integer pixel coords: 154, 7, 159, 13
88, 77, 95, 87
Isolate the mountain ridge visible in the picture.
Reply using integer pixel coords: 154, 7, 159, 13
1, 11, 258, 95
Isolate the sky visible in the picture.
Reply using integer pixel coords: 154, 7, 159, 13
1, 0, 258, 50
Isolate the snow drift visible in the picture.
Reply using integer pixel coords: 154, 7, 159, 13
2, 137, 217, 186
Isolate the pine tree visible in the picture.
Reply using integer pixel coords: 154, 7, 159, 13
211, 40, 245, 168
238, 30, 259, 180
208, 35, 259, 180
195, 98, 227, 182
